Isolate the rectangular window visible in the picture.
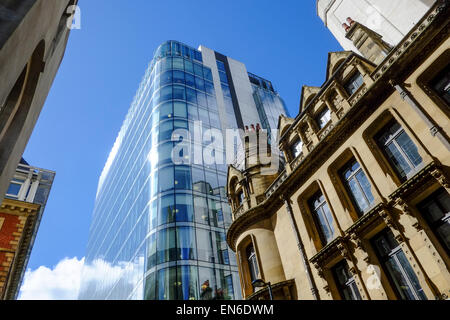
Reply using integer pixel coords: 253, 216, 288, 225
174, 166, 192, 190
344, 72, 364, 96
430, 63, 450, 106
237, 190, 244, 206
376, 121, 423, 181
246, 245, 259, 284
219, 71, 228, 84
340, 160, 375, 215
290, 138, 303, 159
417, 189, 450, 254
317, 108, 331, 129
217, 61, 226, 72
308, 191, 335, 245
332, 260, 362, 300
158, 194, 175, 225
6, 179, 24, 198
371, 229, 427, 300
157, 228, 176, 263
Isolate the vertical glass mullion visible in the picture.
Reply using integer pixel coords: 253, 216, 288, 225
392, 137, 415, 171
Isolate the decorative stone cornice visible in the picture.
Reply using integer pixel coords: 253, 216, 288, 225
309, 236, 345, 267
372, 1, 449, 82
0, 199, 40, 216
388, 162, 441, 201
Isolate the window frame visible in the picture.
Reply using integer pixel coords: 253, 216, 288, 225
339, 159, 375, 216
417, 188, 450, 255
246, 244, 259, 284
344, 71, 364, 96
376, 120, 423, 181
308, 191, 335, 246
371, 229, 427, 300
331, 260, 362, 300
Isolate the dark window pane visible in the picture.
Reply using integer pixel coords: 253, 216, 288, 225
195, 77, 205, 92
177, 265, 199, 300
158, 194, 176, 226
159, 120, 173, 142
219, 72, 228, 84
173, 85, 186, 100
175, 166, 192, 190
309, 192, 334, 244
217, 61, 226, 72
144, 271, 156, 300
160, 70, 173, 87
172, 57, 184, 70
161, 57, 172, 72
194, 196, 209, 224
160, 85, 173, 102
418, 189, 450, 253
203, 68, 213, 81
158, 165, 174, 191
205, 81, 215, 96
172, 70, 185, 85
430, 63, 450, 106
176, 227, 196, 259
397, 131, 423, 167
194, 63, 203, 76
371, 229, 427, 300
186, 88, 197, 104
174, 102, 187, 118
175, 194, 194, 222
185, 73, 195, 88
157, 267, 177, 300
345, 72, 364, 96
184, 59, 194, 74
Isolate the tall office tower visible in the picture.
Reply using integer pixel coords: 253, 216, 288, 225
316, 0, 434, 51
0, 0, 77, 206
79, 41, 288, 300
0, 158, 55, 300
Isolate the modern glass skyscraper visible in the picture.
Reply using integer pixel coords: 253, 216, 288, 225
79, 41, 288, 300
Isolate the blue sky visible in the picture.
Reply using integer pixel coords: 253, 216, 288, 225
20, 0, 342, 296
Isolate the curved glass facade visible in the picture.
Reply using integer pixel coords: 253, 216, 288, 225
79, 41, 239, 300
79, 40, 288, 300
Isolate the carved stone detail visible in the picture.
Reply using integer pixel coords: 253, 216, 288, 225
431, 168, 450, 188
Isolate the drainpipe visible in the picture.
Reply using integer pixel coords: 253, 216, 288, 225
390, 80, 450, 151
282, 195, 319, 300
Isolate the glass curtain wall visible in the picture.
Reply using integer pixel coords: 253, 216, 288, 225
79, 41, 240, 300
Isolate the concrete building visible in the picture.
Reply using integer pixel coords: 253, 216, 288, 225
0, 159, 55, 300
227, 1, 449, 300
78, 41, 287, 300
317, 0, 435, 51
0, 0, 77, 205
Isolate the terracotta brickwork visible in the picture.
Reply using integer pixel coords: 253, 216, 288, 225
0, 199, 39, 299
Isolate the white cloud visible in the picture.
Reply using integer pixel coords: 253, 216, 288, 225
18, 257, 85, 300
18, 256, 145, 300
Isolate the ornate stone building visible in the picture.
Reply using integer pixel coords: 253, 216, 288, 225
227, 1, 449, 300
0, 159, 54, 300
0, 0, 77, 205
